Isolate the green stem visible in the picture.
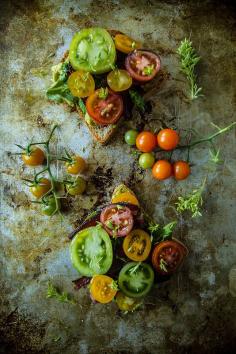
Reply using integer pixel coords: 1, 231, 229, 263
34, 168, 49, 182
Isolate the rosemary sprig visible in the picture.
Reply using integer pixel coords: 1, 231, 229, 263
46, 282, 76, 305
176, 179, 206, 217
177, 38, 202, 100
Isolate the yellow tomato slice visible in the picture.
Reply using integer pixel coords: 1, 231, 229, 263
123, 229, 151, 261
116, 291, 142, 312
90, 275, 117, 304
114, 34, 141, 54
111, 191, 139, 206
68, 71, 95, 98
107, 69, 132, 92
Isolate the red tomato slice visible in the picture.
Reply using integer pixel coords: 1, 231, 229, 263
125, 49, 161, 83
86, 89, 123, 125
100, 204, 134, 237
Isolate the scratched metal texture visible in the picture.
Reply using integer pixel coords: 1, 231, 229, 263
0, 0, 236, 353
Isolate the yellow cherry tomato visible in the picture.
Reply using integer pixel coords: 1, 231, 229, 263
30, 178, 51, 198
66, 177, 86, 196
68, 71, 95, 98
22, 147, 45, 166
66, 155, 87, 175
107, 69, 132, 92
111, 191, 139, 206
116, 291, 142, 312
114, 34, 141, 54
90, 275, 117, 304
123, 229, 152, 262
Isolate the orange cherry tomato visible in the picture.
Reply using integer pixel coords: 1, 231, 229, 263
90, 275, 117, 304
114, 34, 141, 54
68, 71, 95, 98
152, 160, 172, 180
123, 229, 152, 262
157, 129, 179, 151
136, 131, 156, 152
152, 240, 188, 276
30, 178, 51, 198
173, 161, 190, 180
66, 155, 87, 174
111, 191, 139, 206
22, 147, 45, 166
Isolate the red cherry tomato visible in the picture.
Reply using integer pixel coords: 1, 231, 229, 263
125, 50, 161, 83
136, 131, 156, 152
86, 89, 123, 125
173, 161, 190, 180
157, 129, 179, 151
100, 204, 134, 237
152, 160, 172, 180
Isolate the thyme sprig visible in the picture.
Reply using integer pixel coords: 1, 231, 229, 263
46, 282, 76, 304
176, 179, 206, 217
177, 38, 202, 100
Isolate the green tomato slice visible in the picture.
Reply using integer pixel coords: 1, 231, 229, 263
69, 28, 116, 74
118, 262, 154, 298
70, 225, 113, 276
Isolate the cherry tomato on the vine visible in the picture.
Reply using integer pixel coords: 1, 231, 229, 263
157, 128, 179, 151
136, 131, 156, 153
173, 161, 190, 180
152, 160, 172, 180
66, 177, 86, 195
41, 195, 60, 216
30, 178, 51, 198
22, 147, 45, 166
66, 155, 87, 174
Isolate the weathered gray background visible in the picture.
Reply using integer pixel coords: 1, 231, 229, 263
0, 0, 236, 353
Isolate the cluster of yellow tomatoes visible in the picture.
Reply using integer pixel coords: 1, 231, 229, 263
125, 128, 191, 180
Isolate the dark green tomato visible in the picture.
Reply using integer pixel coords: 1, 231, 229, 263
66, 177, 86, 196
70, 225, 113, 276
138, 152, 155, 169
41, 195, 60, 216
124, 130, 139, 146
118, 262, 154, 298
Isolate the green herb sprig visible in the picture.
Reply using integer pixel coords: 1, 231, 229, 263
129, 90, 146, 113
148, 221, 177, 244
177, 38, 202, 100
47, 282, 76, 305
176, 179, 206, 217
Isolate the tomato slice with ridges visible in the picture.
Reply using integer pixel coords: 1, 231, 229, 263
114, 34, 141, 54
118, 262, 154, 298
123, 229, 151, 261
86, 89, 123, 125
152, 239, 188, 276
100, 204, 134, 237
125, 49, 161, 82
70, 225, 113, 276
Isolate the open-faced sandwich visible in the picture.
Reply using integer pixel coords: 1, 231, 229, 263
46, 28, 161, 144
69, 184, 188, 311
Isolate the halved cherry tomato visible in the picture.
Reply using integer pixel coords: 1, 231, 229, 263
86, 89, 123, 125
90, 275, 117, 304
123, 229, 151, 261
157, 128, 179, 151
67, 70, 95, 98
111, 184, 139, 206
66, 155, 87, 174
107, 69, 132, 92
116, 291, 142, 312
152, 239, 188, 276
173, 161, 190, 180
114, 34, 141, 54
136, 131, 156, 152
22, 147, 45, 166
125, 49, 161, 82
30, 178, 51, 198
100, 204, 134, 237
118, 262, 154, 298
152, 160, 172, 180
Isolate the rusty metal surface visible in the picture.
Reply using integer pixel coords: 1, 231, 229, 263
1, 0, 236, 353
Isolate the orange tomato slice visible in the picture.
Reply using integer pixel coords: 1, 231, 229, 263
114, 34, 141, 54
123, 229, 151, 262
111, 191, 139, 206
90, 275, 117, 304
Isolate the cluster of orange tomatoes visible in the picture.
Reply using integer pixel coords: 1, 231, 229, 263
125, 128, 191, 181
